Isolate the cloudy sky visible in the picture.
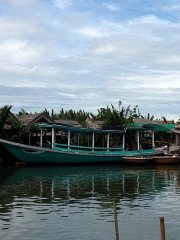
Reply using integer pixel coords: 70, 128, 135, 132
1, 0, 180, 120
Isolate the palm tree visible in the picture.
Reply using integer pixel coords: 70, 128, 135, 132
141, 113, 154, 121
0, 105, 12, 139
0, 105, 40, 143
17, 108, 29, 116
96, 101, 135, 127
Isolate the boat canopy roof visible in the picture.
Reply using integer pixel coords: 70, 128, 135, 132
39, 124, 126, 134
39, 123, 173, 134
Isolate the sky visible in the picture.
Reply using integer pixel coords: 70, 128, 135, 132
1, 0, 180, 121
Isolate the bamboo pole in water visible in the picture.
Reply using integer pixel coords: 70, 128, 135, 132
159, 217, 166, 240
113, 198, 119, 240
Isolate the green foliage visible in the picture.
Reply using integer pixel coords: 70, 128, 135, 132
4, 115, 40, 143
4, 117, 25, 142
0, 105, 41, 142
129, 105, 141, 119
0, 105, 12, 138
17, 108, 29, 116
39, 102, 143, 128
177, 119, 180, 124
0, 105, 25, 141
141, 113, 154, 120
45, 108, 91, 127
95, 101, 140, 127
161, 116, 167, 123
43, 108, 50, 117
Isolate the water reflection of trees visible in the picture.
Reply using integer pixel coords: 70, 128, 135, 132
1, 164, 180, 217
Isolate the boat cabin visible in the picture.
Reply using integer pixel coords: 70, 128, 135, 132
37, 123, 161, 155
39, 124, 126, 153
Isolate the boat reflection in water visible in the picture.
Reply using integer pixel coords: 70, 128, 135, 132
1, 164, 180, 240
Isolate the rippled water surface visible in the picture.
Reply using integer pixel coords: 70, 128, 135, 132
1, 163, 180, 240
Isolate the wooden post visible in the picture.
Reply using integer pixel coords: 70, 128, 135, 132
113, 198, 119, 240
159, 217, 166, 240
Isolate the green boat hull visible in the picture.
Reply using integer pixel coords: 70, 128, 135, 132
0, 140, 160, 164
1, 140, 123, 164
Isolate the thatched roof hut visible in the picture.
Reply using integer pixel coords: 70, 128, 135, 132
133, 118, 174, 126
16, 113, 54, 126
54, 120, 82, 128
133, 118, 153, 124
85, 117, 104, 129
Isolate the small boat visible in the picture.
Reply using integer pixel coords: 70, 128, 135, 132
123, 156, 153, 164
152, 155, 180, 164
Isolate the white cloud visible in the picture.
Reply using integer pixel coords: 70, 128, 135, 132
103, 3, 120, 11
75, 27, 103, 38
163, 3, 180, 12
54, 0, 72, 9
94, 45, 116, 54
0, 0, 180, 120
0, 39, 25, 52
58, 93, 77, 98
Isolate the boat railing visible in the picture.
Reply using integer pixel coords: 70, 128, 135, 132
52, 144, 156, 155
53, 143, 124, 153
42, 143, 51, 147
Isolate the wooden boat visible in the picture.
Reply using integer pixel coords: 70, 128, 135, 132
123, 156, 153, 164
152, 155, 180, 164
0, 124, 164, 164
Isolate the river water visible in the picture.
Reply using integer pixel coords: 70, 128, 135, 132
0, 163, 180, 240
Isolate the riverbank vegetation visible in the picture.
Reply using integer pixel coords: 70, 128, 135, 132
0, 105, 40, 142
16, 101, 161, 127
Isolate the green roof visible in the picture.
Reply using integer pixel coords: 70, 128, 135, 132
163, 124, 176, 130
39, 123, 176, 134
132, 123, 176, 132
39, 124, 126, 134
